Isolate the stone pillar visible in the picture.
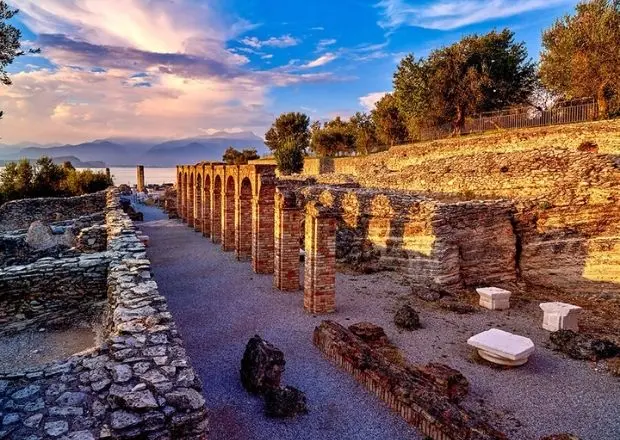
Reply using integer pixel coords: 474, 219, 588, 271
252, 195, 275, 274
236, 184, 253, 260
202, 176, 212, 238
136, 165, 145, 192
194, 178, 202, 233
181, 172, 187, 223
211, 177, 222, 243
222, 177, 235, 251
304, 202, 337, 314
176, 169, 182, 218
274, 189, 302, 291
187, 173, 195, 228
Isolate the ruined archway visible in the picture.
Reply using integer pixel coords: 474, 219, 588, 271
223, 175, 236, 251
212, 175, 222, 243
188, 172, 195, 228
177, 171, 183, 220
236, 177, 252, 260
195, 172, 202, 232
203, 175, 212, 238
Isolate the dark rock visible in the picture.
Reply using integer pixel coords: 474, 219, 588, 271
550, 330, 619, 361
264, 386, 308, 418
164, 388, 205, 411
394, 305, 420, 330
240, 335, 285, 394
110, 410, 142, 430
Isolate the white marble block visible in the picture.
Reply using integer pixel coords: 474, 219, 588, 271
476, 287, 511, 310
539, 302, 582, 332
467, 328, 535, 366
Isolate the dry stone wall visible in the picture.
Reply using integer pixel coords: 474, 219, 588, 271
0, 189, 208, 440
0, 191, 106, 233
0, 253, 108, 336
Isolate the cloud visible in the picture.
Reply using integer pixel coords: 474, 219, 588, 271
303, 53, 338, 68
376, 0, 574, 30
316, 38, 337, 52
0, 1, 341, 144
240, 34, 300, 49
359, 91, 389, 110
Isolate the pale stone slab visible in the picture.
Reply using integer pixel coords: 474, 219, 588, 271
540, 302, 582, 332
476, 287, 511, 310
468, 328, 534, 366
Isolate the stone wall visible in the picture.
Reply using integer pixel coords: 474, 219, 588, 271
0, 191, 107, 232
0, 253, 108, 336
303, 157, 361, 176
0, 189, 208, 439
298, 185, 516, 288
297, 136, 620, 296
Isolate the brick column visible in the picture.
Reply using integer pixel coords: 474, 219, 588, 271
187, 174, 195, 228
176, 169, 182, 220
252, 196, 275, 274
274, 189, 302, 291
222, 178, 235, 251
203, 177, 212, 238
194, 179, 202, 233
181, 173, 187, 223
235, 186, 252, 260
304, 202, 337, 314
211, 178, 222, 243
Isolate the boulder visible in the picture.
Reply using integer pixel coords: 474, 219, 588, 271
240, 335, 285, 394
549, 330, 619, 361
26, 221, 74, 250
394, 305, 420, 330
264, 386, 308, 418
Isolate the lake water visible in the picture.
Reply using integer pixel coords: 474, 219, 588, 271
0, 166, 177, 186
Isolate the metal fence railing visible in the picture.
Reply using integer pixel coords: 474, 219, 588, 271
420, 98, 599, 141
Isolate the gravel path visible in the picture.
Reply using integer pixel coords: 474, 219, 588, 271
139, 206, 620, 440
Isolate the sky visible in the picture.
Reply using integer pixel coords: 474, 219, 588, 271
0, 0, 581, 145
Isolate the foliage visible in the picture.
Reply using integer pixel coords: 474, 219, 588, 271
393, 29, 536, 136
309, 117, 356, 157
371, 93, 408, 147
0, 157, 112, 205
349, 112, 379, 155
265, 112, 310, 153
540, 0, 620, 118
0, 1, 40, 119
274, 140, 304, 175
222, 147, 260, 165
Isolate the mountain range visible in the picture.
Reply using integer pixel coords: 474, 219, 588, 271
0, 131, 268, 167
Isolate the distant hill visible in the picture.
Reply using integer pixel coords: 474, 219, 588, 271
0, 132, 268, 167
0, 155, 105, 168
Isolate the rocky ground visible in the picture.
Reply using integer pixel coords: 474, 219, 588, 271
140, 205, 620, 440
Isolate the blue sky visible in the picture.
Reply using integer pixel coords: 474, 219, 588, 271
1, 0, 580, 144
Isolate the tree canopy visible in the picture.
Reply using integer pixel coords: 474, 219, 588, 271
265, 112, 310, 153
393, 29, 536, 137
0, 157, 112, 205
540, 0, 620, 118
371, 93, 408, 147
222, 147, 260, 165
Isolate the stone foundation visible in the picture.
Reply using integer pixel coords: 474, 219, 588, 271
313, 320, 506, 440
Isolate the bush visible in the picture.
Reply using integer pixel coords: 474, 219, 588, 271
274, 141, 304, 175
0, 156, 112, 205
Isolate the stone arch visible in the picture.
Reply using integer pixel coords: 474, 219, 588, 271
177, 171, 183, 221
195, 172, 202, 232
188, 172, 195, 227
212, 175, 222, 243
236, 177, 253, 260
223, 175, 236, 251
203, 174, 211, 238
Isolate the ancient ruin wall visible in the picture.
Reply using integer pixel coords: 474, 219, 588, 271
0, 191, 107, 232
301, 143, 620, 296
298, 185, 516, 288
0, 254, 108, 336
0, 189, 208, 440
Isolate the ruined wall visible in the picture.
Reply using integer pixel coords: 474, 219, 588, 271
299, 131, 620, 296
0, 189, 208, 440
303, 157, 361, 176
0, 191, 107, 232
298, 185, 516, 288
0, 253, 108, 336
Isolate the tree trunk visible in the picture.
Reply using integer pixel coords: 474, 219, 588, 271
452, 105, 465, 136
597, 85, 609, 120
